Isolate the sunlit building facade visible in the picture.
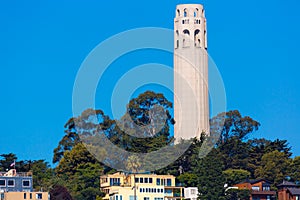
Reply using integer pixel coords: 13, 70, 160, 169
100, 172, 184, 200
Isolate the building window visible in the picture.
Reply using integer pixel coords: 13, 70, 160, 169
149, 178, 153, 183
191, 189, 196, 195
263, 186, 270, 191
140, 188, 142, 193
252, 186, 260, 191
7, 179, 14, 187
156, 178, 160, 185
146, 188, 149, 193
30, 193, 32, 199
143, 188, 145, 193
183, 29, 190, 35
0, 179, 5, 186
120, 195, 123, 200
165, 189, 172, 195
161, 189, 164, 193
135, 178, 139, 183
129, 196, 137, 200
23, 180, 31, 187
24, 193, 27, 199
140, 178, 143, 183
183, 30, 190, 48
110, 178, 120, 186
183, 19, 189, 24
36, 193, 43, 199
144, 178, 148, 183
166, 179, 171, 186
194, 29, 201, 47
184, 8, 188, 17
154, 188, 156, 193
116, 195, 118, 200
144, 197, 149, 200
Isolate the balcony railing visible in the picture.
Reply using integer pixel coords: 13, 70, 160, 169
110, 182, 121, 186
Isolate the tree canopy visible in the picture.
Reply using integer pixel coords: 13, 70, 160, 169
1, 91, 298, 200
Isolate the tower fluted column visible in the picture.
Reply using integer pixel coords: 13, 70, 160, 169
174, 4, 209, 141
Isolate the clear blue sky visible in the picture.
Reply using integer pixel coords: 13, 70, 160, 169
0, 0, 300, 164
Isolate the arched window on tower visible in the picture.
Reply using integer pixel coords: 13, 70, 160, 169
183, 29, 190, 47
194, 29, 201, 47
175, 30, 179, 49
194, 8, 199, 17
183, 29, 190, 35
204, 29, 207, 49
184, 8, 188, 17
177, 9, 180, 17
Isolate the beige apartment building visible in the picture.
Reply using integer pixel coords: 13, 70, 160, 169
0, 191, 49, 200
100, 172, 184, 200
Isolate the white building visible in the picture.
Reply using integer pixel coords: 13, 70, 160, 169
184, 187, 198, 200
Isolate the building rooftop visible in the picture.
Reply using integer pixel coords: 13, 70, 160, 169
237, 178, 272, 185
0, 169, 32, 177
277, 180, 297, 188
287, 188, 300, 195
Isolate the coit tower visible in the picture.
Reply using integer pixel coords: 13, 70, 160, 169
174, 4, 209, 141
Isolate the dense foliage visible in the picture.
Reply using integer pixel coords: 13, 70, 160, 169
1, 91, 299, 200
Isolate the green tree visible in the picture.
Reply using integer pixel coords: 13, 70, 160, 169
255, 150, 291, 186
125, 155, 141, 173
55, 143, 105, 200
210, 110, 260, 144
218, 137, 250, 170
53, 130, 80, 164
156, 136, 205, 176
50, 185, 73, 200
265, 139, 292, 157
246, 138, 270, 177
53, 108, 113, 164
225, 189, 250, 200
223, 169, 251, 186
117, 91, 174, 153
27, 160, 53, 191
194, 149, 226, 199
177, 172, 198, 187
0, 153, 17, 170
289, 156, 300, 182
246, 139, 292, 178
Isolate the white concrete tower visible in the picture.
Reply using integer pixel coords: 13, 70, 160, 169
174, 4, 209, 141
